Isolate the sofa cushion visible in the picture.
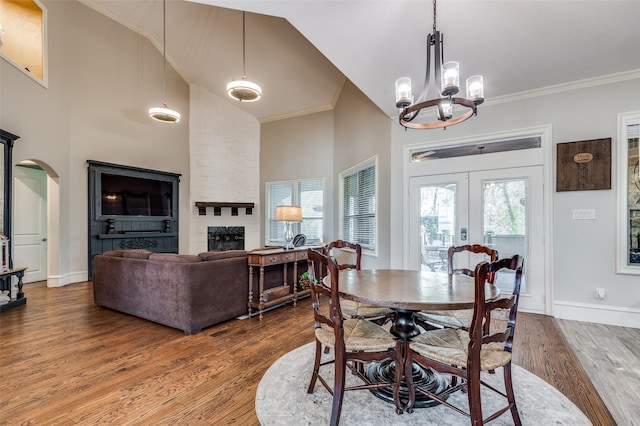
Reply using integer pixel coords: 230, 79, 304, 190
198, 250, 247, 261
103, 249, 152, 259
148, 253, 202, 263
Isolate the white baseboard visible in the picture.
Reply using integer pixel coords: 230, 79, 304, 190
46, 271, 88, 288
553, 300, 640, 329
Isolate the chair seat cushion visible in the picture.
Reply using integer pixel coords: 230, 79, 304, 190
340, 298, 394, 319
316, 318, 396, 352
417, 309, 472, 329
409, 328, 511, 371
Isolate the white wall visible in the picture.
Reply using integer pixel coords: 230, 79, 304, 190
0, 0, 190, 285
260, 81, 391, 269
188, 84, 261, 253
391, 76, 640, 328
261, 109, 334, 247
334, 81, 392, 269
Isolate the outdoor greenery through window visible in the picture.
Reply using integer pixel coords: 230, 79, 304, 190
266, 179, 323, 245
340, 158, 377, 252
483, 180, 526, 238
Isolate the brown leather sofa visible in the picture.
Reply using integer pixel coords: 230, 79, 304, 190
93, 249, 248, 334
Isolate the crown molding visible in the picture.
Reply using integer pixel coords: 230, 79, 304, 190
390, 70, 640, 121
485, 69, 640, 107
259, 103, 335, 124
260, 77, 346, 123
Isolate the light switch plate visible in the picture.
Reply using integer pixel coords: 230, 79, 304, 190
572, 209, 596, 220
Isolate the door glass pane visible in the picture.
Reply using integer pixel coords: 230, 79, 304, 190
420, 183, 456, 271
482, 179, 527, 292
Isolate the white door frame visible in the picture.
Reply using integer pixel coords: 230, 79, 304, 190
402, 125, 554, 316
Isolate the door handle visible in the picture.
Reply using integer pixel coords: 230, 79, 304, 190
42, 237, 48, 241
460, 228, 467, 241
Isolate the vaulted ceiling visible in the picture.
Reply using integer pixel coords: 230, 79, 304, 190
80, 0, 640, 123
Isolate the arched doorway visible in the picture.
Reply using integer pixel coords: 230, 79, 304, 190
14, 160, 60, 285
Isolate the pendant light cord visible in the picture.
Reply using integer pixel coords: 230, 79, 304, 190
242, 11, 247, 78
433, 0, 437, 34
162, 0, 167, 104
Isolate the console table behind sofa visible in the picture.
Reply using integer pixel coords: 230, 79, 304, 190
248, 246, 318, 320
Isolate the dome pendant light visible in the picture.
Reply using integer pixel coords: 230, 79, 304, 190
227, 11, 262, 102
149, 0, 180, 123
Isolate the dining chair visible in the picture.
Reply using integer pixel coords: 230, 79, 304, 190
416, 244, 498, 332
306, 249, 403, 425
325, 240, 394, 324
404, 255, 524, 425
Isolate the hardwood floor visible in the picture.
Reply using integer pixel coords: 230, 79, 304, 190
0, 281, 616, 425
557, 319, 640, 426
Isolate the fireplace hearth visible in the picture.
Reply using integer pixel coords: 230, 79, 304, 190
208, 226, 245, 251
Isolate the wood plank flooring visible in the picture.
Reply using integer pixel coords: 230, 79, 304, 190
0, 282, 617, 425
557, 319, 640, 426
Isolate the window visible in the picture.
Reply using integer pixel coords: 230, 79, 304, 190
266, 179, 324, 245
0, 0, 47, 86
617, 111, 640, 275
340, 157, 377, 253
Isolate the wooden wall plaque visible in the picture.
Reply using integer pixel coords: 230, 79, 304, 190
556, 138, 611, 191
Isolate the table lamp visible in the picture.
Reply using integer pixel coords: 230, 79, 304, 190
275, 206, 302, 249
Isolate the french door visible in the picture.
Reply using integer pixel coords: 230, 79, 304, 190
409, 166, 545, 313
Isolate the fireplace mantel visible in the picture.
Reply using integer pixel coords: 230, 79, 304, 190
195, 202, 254, 216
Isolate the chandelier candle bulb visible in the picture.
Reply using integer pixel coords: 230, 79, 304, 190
440, 101, 453, 120
441, 61, 459, 96
466, 75, 485, 104
395, 77, 413, 108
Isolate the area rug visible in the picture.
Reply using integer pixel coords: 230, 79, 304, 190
256, 343, 591, 425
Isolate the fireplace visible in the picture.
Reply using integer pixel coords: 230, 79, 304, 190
208, 226, 245, 251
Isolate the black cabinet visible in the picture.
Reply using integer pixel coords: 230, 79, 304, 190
87, 161, 181, 279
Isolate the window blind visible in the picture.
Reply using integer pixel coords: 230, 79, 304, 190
341, 162, 376, 251
266, 179, 324, 244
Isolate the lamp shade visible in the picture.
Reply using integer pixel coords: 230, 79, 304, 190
275, 206, 302, 222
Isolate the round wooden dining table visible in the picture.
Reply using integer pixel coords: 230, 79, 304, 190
337, 268, 500, 408
338, 268, 499, 339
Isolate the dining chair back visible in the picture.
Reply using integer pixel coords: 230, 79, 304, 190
448, 244, 499, 282
324, 240, 393, 324
306, 249, 403, 425
325, 239, 362, 270
405, 255, 524, 425
417, 244, 499, 332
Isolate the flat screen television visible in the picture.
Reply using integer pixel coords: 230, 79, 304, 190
101, 173, 173, 217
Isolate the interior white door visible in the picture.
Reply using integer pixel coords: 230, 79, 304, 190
409, 166, 545, 313
14, 165, 47, 283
